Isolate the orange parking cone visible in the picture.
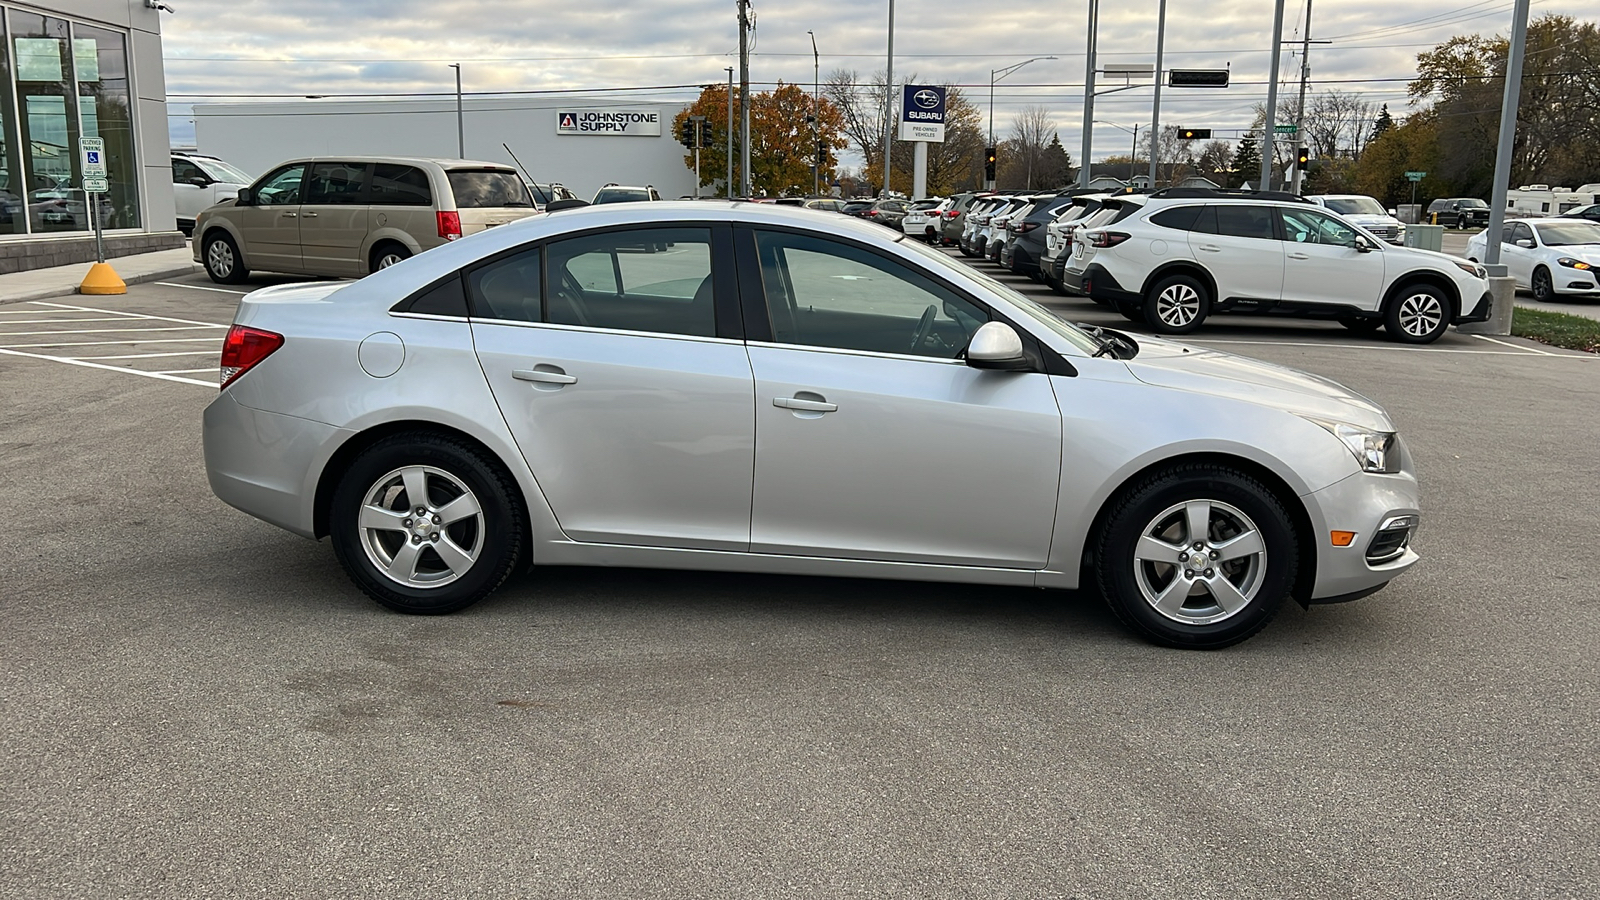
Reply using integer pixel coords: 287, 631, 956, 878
79, 262, 126, 295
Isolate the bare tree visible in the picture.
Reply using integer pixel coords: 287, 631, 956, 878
825, 70, 986, 194
1306, 90, 1376, 160
1001, 106, 1056, 189
1139, 126, 1199, 186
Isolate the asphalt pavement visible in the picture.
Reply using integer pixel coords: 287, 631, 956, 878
2, 264, 1597, 899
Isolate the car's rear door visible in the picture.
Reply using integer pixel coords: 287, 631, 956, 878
1189, 204, 1285, 304
738, 227, 1062, 568
470, 224, 755, 551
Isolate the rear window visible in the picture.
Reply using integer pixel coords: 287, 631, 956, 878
1149, 205, 1202, 231
595, 189, 652, 204
447, 170, 533, 208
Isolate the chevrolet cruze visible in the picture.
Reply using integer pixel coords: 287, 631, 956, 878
203, 202, 1421, 648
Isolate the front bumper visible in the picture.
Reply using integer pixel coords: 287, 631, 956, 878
1303, 468, 1421, 603
204, 390, 350, 539
1455, 290, 1493, 324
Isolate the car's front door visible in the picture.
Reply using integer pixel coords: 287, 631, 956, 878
298, 161, 371, 277
1503, 222, 1536, 286
470, 225, 755, 551
233, 163, 306, 273
1277, 207, 1386, 311
1189, 204, 1285, 304
741, 228, 1063, 568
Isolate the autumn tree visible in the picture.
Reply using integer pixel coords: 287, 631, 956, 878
823, 71, 985, 194
672, 82, 847, 197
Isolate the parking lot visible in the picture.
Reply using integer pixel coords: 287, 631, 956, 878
3, 261, 1597, 897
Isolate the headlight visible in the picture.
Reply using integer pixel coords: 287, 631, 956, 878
1308, 419, 1401, 473
1453, 259, 1488, 278
1556, 257, 1592, 270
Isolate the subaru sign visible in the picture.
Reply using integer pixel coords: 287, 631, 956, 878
898, 85, 946, 143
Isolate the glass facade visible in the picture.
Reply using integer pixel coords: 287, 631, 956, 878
0, 5, 140, 238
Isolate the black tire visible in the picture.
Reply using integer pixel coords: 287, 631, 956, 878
369, 242, 413, 274
1115, 300, 1145, 322
1338, 316, 1382, 333
1047, 273, 1070, 297
1531, 267, 1556, 302
202, 231, 249, 285
330, 433, 525, 615
1095, 464, 1299, 649
1383, 283, 1453, 344
1143, 273, 1211, 335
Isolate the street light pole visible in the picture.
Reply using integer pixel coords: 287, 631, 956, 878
1261, 0, 1287, 190
1149, 0, 1168, 186
448, 63, 463, 158
1079, 0, 1099, 188
988, 55, 1056, 191
882, 0, 894, 197
726, 66, 735, 198
810, 30, 820, 196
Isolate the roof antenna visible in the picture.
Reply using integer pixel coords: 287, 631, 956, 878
502, 142, 534, 185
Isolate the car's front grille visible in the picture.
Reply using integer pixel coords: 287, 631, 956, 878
1366, 515, 1418, 565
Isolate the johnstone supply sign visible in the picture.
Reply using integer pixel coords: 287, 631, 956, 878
556, 109, 662, 136
897, 86, 946, 143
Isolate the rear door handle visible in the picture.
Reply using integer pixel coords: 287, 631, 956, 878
1287, 252, 1309, 259
774, 397, 837, 412
302, 211, 319, 218
513, 368, 577, 385
1197, 244, 1221, 253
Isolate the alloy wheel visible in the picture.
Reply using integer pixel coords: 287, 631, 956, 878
1132, 499, 1267, 626
357, 465, 485, 589
207, 240, 234, 278
1156, 283, 1201, 328
377, 252, 406, 269
1397, 292, 1444, 338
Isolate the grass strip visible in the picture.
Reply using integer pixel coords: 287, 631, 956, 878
1511, 306, 1600, 353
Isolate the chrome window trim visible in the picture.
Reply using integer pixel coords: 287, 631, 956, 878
464, 317, 746, 347
748, 340, 969, 367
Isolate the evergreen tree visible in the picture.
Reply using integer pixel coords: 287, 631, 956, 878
1229, 133, 1261, 188
1371, 105, 1395, 142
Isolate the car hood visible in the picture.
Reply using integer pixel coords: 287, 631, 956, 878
1549, 245, 1600, 264
1124, 336, 1393, 431
1343, 213, 1402, 227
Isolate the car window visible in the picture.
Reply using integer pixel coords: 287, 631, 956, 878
1500, 223, 1516, 244
447, 170, 533, 208
196, 158, 253, 184
369, 164, 433, 207
1510, 222, 1533, 243
468, 247, 542, 323
304, 162, 369, 205
253, 164, 305, 207
1278, 207, 1357, 246
1149, 205, 1201, 231
1534, 222, 1600, 246
1212, 205, 1277, 240
753, 230, 988, 360
546, 228, 716, 337
172, 158, 205, 183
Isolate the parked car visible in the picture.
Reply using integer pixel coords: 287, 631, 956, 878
1043, 195, 1112, 293
1063, 188, 1491, 343
195, 156, 538, 283
1555, 203, 1600, 225
841, 199, 874, 218
1425, 197, 1491, 230
592, 184, 662, 204
203, 200, 1421, 649
959, 196, 1004, 256
941, 191, 993, 247
803, 198, 849, 213
528, 182, 579, 208
899, 198, 946, 242
1464, 218, 1600, 301
173, 152, 254, 236
980, 197, 1032, 262
860, 198, 911, 230
1306, 194, 1406, 245
1002, 194, 1077, 278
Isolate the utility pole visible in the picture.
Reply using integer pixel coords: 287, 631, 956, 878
448, 63, 464, 158
1130, 124, 1139, 183
1149, 0, 1167, 186
810, 30, 820, 196
882, 0, 895, 197
738, 0, 752, 197
1289, 0, 1314, 195
1484, 0, 1531, 272
1078, 0, 1098, 188
726, 67, 734, 198
1261, 0, 1287, 190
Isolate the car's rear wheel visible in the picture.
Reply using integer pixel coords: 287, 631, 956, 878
203, 232, 249, 285
1531, 267, 1555, 302
1338, 316, 1382, 333
330, 433, 524, 615
1095, 465, 1298, 649
370, 242, 412, 273
1383, 284, 1452, 343
1144, 274, 1210, 334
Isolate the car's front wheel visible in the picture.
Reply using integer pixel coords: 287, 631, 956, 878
1384, 284, 1452, 343
1096, 465, 1299, 649
1144, 274, 1211, 334
1531, 267, 1556, 302
203, 232, 249, 284
330, 433, 525, 614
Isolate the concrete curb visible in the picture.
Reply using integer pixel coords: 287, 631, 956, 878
0, 262, 200, 306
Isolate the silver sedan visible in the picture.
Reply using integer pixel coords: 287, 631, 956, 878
203, 202, 1420, 648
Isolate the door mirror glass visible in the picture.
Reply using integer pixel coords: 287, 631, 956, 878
1516, 239, 1535, 248
234, 188, 253, 205
966, 321, 1030, 370
189, 176, 211, 188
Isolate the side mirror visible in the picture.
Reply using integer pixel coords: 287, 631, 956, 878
188, 176, 211, 188
1516, 239, 1535, 248
1387, 208, 1398, 216
966, 321, 1031, 371
234, 188, 253, 205
1354, 236, 1374, 253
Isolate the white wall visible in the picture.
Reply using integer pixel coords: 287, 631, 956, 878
193, 97, 700, 201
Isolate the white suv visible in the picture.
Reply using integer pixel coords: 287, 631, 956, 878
1306, 194, 1406, 245
1060, 189, 1492, 343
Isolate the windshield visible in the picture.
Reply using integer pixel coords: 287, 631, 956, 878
447, 170, 533, 207
895, 237, 1100, 355
195, 158, 253, 184
1534, 221, 1600, 246
1456, 199, 1489, 209
1323, 196, 1387, 216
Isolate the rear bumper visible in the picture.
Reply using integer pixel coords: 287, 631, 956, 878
1065, 264, 1141, 305
203, 391, 349, 539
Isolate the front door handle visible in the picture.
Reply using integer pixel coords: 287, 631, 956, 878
513, 368, 577, 385
774, 397, 837, 412
280, 211, 297, 218
1287, 251, 1310, 259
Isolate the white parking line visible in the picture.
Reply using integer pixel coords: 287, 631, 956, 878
1189, 337, 1595, 357
65, 350, 220, 360
0, 337, 222, 349
152, 368, 217, 375
153, 281, 250, 295
0, 325, 221, 336
0, 347, 215, 387
1470, 333, 1555, 355
30, 301, 232, 329
0, 317, 140, 324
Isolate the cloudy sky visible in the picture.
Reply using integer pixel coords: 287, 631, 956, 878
161, 0, 1590, 165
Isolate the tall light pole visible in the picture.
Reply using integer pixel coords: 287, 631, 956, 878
448, 63, 463, 158
726, 66, 735, 198
738, 0, 752, 197
1261, 0, 1287, 190
988, 56, 1055, 191
1149, 0, 1168, 185
1484, 0, 1531, 272
1079, 0, 1099, 188
810, 30, 820, 196
881, 0, 895, 197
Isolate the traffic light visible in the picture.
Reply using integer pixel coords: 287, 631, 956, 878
984, 146, 997, 181
816, 141, 827, 167
679, 120, 696, 148
1177, 128, 1211, 140
1296, 146, 1311, 169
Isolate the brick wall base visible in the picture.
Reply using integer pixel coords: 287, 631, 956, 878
0, 232, 189, 275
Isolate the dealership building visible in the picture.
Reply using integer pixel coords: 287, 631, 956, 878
193, 95, 701, 203
1, 0, 182, 275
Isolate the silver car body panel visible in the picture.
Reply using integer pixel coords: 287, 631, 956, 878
204, 201, 1418, 601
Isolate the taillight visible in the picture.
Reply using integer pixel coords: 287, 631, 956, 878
867, 210, 879, 216
1090, 231, 1132, 249
437, 210, 462, 240
1016, 221, 1039, 233
944, 209, 959, 218
219, 325, 284, 390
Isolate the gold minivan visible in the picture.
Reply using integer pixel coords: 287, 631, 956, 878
194, 157, 539, 284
